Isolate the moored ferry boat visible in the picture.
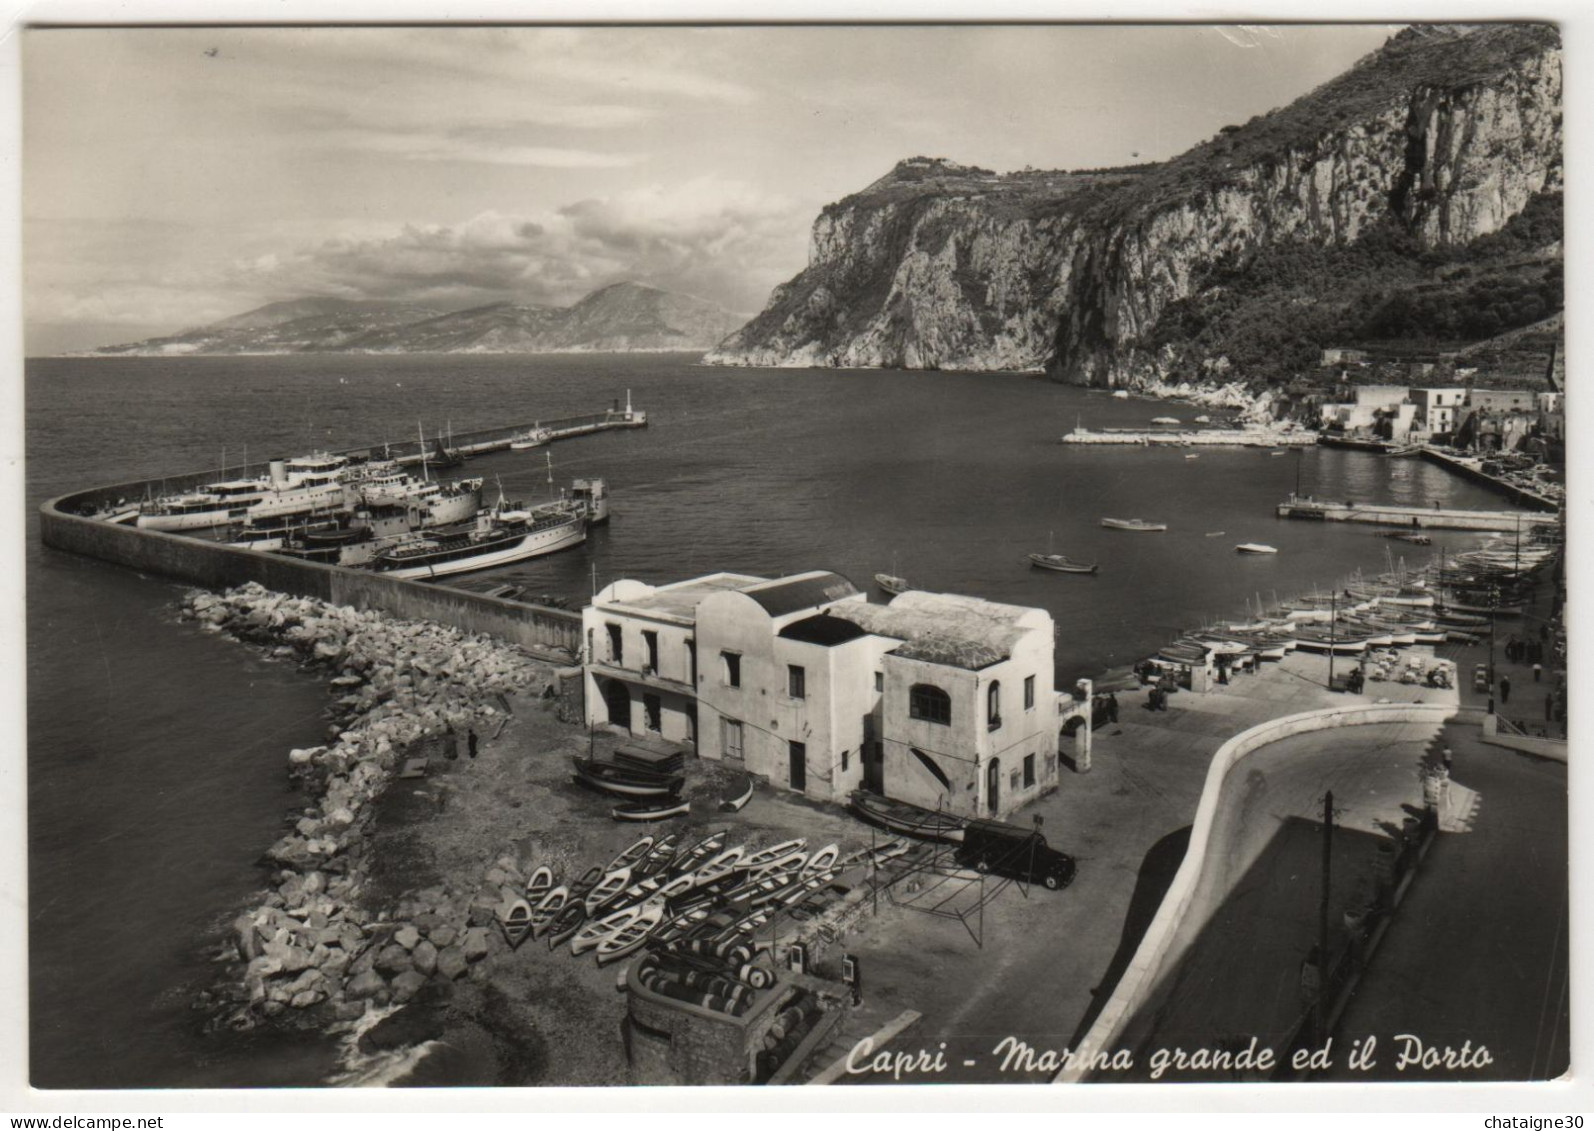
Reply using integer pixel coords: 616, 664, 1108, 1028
372, 502, 586, 579
136, 452, 351, 531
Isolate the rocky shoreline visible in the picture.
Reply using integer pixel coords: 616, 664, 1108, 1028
182, 582, 558, 1071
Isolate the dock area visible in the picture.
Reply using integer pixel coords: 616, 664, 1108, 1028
1418, 447, 1561, 512
389, 401, 648, 466
1276, 495, 1558, 532
1062, 427, 1313, 448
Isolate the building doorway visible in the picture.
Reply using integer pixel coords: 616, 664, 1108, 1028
986, 758, 1000, 815
599, 679, 631, 730
722, 718, 744, 761
789, 741, 807, 792
642, 693, 662, 733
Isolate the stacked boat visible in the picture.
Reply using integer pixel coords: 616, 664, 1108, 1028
501, 830, 884, 986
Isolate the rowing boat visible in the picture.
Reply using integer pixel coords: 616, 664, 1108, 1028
572, 757, 684, 799
849, 790, 968, 843
719, 775, 754, 812
874, 572, 910, 595
743, 839, 808, 872
544, 902, 587, 949
584, 867, 635, 916
571, 905, 643, 956
801, 844, 839, 880
524, 866, 555, 904
529, 885, 569, 938
595, 901, 668, 966
1028, 553, 1098, 574
606, 836, 656, 873
635, 833, 682, 876
612, 798, 691, 822
671, 831, 727, 877
568, 865, 603, 899
497, 897, 534, 950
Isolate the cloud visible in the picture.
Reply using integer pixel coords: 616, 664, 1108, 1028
224, 178, 810, 315
335, 129, 641, 168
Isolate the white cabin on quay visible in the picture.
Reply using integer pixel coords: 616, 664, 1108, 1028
582, 569, 1064, 820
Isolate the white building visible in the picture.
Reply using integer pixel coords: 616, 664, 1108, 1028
582, 570, 1068, 819
1409, 387, 1467, 437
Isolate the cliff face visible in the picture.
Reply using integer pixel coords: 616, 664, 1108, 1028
707, 24, 1563, 386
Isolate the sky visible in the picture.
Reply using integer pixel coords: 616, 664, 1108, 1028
23, 23, 1401, 354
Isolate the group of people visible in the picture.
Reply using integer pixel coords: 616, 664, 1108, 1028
1504, 633, 1549, 672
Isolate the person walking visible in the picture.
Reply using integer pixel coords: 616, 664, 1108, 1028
1107, 693, 1119, 724
468, 728, 479, 758
1500, 675, 1512, 705
1442, 746, 1453, 774
1533, 662, 1543, 683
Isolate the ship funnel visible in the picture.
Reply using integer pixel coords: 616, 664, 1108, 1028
268, 459, 287, 488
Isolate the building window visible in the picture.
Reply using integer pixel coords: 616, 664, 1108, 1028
643, 694, 661, 733
841, 749, 850, 772
788, 664, 806, 700
722, 718, 744, 760
987, 681, 1002, 730
874, 672, 883, 693
1024, 675, 1035, 710
606, 623, 623, 665
909, 684, 951, 726
721, 651, 741, 688
1024, 753, 1036, 788
642, 630, 658, 674
686, 639, 697, 684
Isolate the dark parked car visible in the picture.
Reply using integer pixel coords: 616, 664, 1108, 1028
956, 819, 1076, 890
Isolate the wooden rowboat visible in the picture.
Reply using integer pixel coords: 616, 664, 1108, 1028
529, 885, 569, 938
745, 849, 808, 882
801, 844, 839, 880
584, 866, 635, 916
497, 897, 534, 950
545, 902, 587, 949
612, 798, 691, 822
634, 833, 682, 876
595, 901, 668, 966
571, 905, 642, 956
743, 839, 807, 871
689, 847, 745, 891
671, 831, 727, 877
719, 775, 754, 812
568, 865, 604, 899
606, 837, 655, 874
524, 865, 555, 904
850, 790, 968, 844
874, 572, 910, 595
571, 757, 684, 800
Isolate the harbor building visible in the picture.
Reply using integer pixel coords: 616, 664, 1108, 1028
1409, 387, 1468, 439
581, 570, 1062, 818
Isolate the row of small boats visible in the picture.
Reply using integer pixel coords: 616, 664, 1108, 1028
496, 829, 907, 968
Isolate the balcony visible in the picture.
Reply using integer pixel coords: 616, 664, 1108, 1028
588, 659, 694, 697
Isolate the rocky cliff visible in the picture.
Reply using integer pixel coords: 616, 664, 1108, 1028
707, 24, 1563, 387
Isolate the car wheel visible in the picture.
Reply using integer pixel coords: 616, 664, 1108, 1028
974, 859, 990, 873
1043, 874, 1061, 890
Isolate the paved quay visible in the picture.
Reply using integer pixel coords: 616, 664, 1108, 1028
833, 648, 1457, 1084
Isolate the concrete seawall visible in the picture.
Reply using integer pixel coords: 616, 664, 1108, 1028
1053, 700, 1485, 1084
40, 495, 584, 660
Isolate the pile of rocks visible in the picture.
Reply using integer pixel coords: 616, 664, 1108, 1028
183, 582, 551, 1030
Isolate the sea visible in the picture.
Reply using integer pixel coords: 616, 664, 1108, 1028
23, 351, 1513, 1089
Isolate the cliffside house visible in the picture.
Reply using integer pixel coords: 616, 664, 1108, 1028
582, 570, 1068, 819
1409, 387, 1468, 440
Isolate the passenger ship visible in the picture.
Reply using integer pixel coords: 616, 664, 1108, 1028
136, 453, 351, 532
371, 501, 587, 580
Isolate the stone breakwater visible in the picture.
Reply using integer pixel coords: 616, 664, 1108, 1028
182, 582, 553, 1038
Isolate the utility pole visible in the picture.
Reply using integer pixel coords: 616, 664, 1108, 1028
1317, 790, 1334, 1044
1328, 592, 1337, 691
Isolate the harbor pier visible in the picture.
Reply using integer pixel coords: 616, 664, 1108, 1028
1275, 495, 1558, 533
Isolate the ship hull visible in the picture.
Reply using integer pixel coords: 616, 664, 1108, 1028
377, 515, 586, 579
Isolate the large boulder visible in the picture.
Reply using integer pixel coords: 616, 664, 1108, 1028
461, 927, 491, 963
345, 969, 386, 1001
411, 940, 438, 976
435, 945, 468, 981
394, 925, 421, 951
374, 944, 413, 977
390, 971, 428, 1003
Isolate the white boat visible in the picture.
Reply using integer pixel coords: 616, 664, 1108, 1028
875, 572, 910, 595
509, 424, 553, 450
372, 503, 586, 580
1151, 416, 1180, 425
1101, 517, 1167, 532
137, 452, 352, 532
1194, 415, 1211, 423
1111, 390, 1130, 399
1236, 543, 1279, 554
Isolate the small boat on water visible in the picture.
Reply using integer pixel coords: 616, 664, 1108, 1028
1151, 416, 1181, 425
485, 583, 524, 600
1204, 531, 1226, 537
875, 572, 910, 595
1387, 445, 1424, 458
850, 790, 968, 843
1270, 450, 1288, 457
1029, 553, 1098, 574
497, 898, 534, 950
1194, 415, 1211, 424
612, 798, 690, 822
1101, 517, 1167, 532
1236, 543, 1279, 555
1184, 453, 1200, 460
1111, 389, 1130, 399
572, 757, 683, 799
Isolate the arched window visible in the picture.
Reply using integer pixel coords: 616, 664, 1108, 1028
987, 681, 1002, 729
909, 683, 951, 725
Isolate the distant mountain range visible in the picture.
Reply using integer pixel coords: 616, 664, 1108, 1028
89, 282, 748, 356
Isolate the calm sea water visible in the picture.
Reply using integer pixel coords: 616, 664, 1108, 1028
24, 352, 1508, 1088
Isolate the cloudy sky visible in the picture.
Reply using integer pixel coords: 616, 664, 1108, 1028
24, 23, 1399, 354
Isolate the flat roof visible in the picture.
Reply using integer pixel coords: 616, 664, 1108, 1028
600, 572, 767, 622
832, 591, 1045, 671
